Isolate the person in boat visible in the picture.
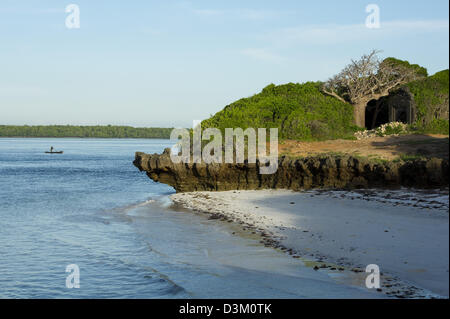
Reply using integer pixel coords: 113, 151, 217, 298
50, 146, 54, 153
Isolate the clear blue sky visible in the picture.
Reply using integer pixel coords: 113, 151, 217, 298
0, 0, 448, 127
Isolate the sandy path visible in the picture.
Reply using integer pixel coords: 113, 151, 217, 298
279, 134, 449, 160
171, 189, 449, 298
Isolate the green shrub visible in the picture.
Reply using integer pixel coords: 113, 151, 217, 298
201, 82, 356, 141
408, 69, 449, 134
410, 119, 449, 135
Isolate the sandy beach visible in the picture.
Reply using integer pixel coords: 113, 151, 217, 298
171, 188, 449, 298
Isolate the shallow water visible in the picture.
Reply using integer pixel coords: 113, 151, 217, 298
0, 138, 377, 298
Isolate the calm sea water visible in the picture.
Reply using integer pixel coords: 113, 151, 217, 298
0, 138, 376, 298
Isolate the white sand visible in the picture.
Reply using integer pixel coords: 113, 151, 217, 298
171, 188, 449, 298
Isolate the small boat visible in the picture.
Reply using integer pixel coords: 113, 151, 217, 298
45, 147, 63, 154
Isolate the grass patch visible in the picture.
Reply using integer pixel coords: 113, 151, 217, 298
398, 154, 427, 161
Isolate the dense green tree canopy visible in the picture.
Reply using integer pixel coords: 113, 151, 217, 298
0, 125, 173, 138
382, 57, 428, 78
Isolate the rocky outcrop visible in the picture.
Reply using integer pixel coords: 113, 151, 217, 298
134, 148, 449, 192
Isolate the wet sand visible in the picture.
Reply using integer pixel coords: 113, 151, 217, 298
171, 188, 449, 298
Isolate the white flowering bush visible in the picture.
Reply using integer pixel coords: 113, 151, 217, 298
354, 122, 409, 140
375, 122, 409, 136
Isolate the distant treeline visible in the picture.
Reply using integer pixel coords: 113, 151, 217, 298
0, 125, 173, 138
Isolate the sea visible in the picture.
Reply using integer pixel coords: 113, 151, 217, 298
0, 138, 379, 298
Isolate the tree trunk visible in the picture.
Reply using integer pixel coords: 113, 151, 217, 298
353, 103, 367, 128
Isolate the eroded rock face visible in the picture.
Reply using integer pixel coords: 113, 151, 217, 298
133, 148, 449, 192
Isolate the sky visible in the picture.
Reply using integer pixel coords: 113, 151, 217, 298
0, 0, 448, 128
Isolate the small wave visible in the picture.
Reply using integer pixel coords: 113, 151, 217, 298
110, 198, 156, 214
134, 199, 156, 208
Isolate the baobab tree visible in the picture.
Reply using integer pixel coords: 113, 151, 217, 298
322, 50, 426, 128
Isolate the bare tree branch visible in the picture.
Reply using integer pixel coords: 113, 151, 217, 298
322, 85, 348, 104
323, 50, 423, 106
